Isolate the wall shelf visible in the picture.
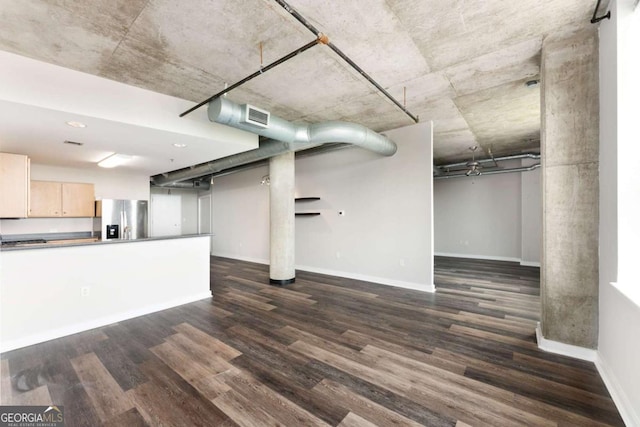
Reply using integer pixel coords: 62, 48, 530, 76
295, 197, 320, 216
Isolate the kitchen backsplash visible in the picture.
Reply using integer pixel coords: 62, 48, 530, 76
0, 217, 93, 235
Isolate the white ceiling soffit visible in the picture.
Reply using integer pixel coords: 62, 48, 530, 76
0, 0, 594, 164
0, 51, 257, 175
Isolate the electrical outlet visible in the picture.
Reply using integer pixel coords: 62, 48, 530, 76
81, 287, 90, 297
336, 251, 341, 259
399, 259, 405, 267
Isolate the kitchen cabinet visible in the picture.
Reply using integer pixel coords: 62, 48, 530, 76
29, 181, 95, 217
30, 181, 61, 217
61, 183, 95, 217
0, 153, 30, 218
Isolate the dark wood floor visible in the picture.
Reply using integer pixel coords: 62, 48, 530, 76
1, 256, 623, 426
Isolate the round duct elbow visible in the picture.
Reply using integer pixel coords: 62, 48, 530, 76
307, 122, 396, 156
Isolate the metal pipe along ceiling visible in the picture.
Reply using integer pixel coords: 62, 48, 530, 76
436, 153, 540, 169
150, 180, 211, 190
179, 36, 324, 118
434, 163, 541, 180
152, 139, 292, 186
151, 98, 397, 186
273, 0, 419, 123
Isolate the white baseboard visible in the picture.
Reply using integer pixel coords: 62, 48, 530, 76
296, 264, 435, 293
595, 354, 640, 427
211, 252, 269, 265
535, 323, 597, 362
520, 261, 541, 267
435, 252, 521, 263
1, 291, 212, 353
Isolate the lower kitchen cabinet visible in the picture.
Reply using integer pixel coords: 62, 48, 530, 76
29, 181, 95, 217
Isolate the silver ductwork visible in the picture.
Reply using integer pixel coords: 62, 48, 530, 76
152, 99, 397, 186
150, 180, 211, 190
152, 139, 292, 186
209, 97, 397, 156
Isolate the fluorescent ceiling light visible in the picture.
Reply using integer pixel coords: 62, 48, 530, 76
98, 153, 133, 168
65, 120, 86, 128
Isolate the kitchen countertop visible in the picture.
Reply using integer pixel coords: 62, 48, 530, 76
0, 234, 212, 252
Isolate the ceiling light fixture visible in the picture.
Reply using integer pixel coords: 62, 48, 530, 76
465, 146, 482, 177
65, 120, 86, 128
98, 153, 133, 168
173, 143, 187, 148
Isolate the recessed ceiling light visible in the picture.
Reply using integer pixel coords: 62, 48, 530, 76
173, 143, 187, 148
66, 120, 86, 128
98, 153, 133, 168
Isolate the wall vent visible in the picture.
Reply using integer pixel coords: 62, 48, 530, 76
242, 104, 270, 128
63, 140, 84, 146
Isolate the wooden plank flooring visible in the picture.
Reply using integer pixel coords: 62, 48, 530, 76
0, 256, 624, 426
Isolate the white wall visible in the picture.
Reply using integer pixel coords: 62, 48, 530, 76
211, 164, 274, 263
521, 160, 542, 265
434, 160, 541, 264
295, 122, 433, 291
211, 121, 434, 291
0, 163, 150, 235
597, 1, 640, 425
616, 0, 640, 297
0, 236, 211, 351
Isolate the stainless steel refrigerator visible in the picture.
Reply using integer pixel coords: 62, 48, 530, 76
94, 200, 148, 240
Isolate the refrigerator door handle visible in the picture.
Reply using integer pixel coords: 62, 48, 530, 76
121, 210, 125, 239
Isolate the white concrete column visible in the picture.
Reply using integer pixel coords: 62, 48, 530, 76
541, 28, 599, 348
269, 151, 295, 285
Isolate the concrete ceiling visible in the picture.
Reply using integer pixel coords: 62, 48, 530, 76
0, 0, 595, 165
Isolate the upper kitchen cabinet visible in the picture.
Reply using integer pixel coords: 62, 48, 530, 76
30, 181, 62, 217
0, 153, 30, 218
30, 181, 95, 217
61, 183, 95, 217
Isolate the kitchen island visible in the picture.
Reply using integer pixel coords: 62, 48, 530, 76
0, 234, 211, 352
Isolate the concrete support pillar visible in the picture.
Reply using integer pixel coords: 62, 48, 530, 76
269, 151, 295, 285
540, 28, 599, 348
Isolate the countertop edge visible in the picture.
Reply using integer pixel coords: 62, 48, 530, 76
0, 234, 212, 252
